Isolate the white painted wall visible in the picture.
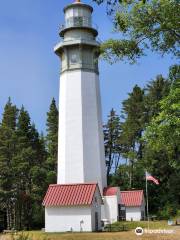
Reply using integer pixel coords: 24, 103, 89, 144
103, 196, 118, 223
58, 70, 84, 184
57, 70, 107, 193
64, 29, 94, 41
103, 188, 120, 224
125, 195, 146, 221
45, 206, 92, 232
125, 207, 142, 221
125, 202, 145, 221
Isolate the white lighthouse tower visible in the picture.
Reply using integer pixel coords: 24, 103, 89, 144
55, 0, 107, 193
43, 1, 121, 232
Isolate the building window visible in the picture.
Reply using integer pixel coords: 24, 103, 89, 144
74, 17, 83, 27
70, 53, 78, 64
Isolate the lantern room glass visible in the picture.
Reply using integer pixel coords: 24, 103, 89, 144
65, 7, 92, 28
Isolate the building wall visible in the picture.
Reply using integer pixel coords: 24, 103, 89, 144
57, 70, 107, 193
102, 188, 121, 224
91, 188, 102, 231
125, 207, 142, 221
103, 196, 118, 223
82, 71, 107, 192
45, 206, 92, 232
64, 29, 94, 41
58, 70, 84, 184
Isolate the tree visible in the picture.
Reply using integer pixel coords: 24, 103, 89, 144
93, 0, 180, 63
13, 106, 36, 230
28, 126, 47, 229
0, 98, 18, 229
13, 107, 47, 230
103, 109, 121, 182
46, 98, 59, 184
143, 65, 180, 214
1, 98, 18, 129
144, 74, 180, 168
0, 99, 50, 230
144, 75, 170, 120
120, 85, 145, 188
111, 161, 145, 190
168, 64, 180, 85
108, 72, 172, 193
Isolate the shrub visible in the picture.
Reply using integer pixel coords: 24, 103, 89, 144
104, 220, 169, 231
157, 205, 178, 220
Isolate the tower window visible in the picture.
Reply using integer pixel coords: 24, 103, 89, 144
70, 54, 78, 64
74, 17, 83, 27
65, 16, 91, 28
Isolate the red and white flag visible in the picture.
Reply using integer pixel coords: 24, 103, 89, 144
146, 171, 159, 185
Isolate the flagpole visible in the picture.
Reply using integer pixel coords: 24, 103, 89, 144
145, 171, 150, 230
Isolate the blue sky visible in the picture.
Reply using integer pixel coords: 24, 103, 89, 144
0, 0, 176, 133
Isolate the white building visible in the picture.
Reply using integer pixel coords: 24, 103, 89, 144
120, 190, 145, 221
55, 0, 107, 194
103, 187, 121, 224
43, 0, 120, 232
43, 183, 103, 232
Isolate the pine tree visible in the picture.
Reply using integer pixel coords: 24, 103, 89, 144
0, 100, 49, 230
46, 98, 59, 184
29, 129, 47, 229
1, 98, 18, 130
120, 85, 145, 188
0, 98, 18, 229
103, 109, 121, 183
13, 106, 47, 229
145, 75, 170, 120
13, 106, 35, 229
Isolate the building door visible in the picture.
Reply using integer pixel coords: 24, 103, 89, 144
95, 212, 98, 231
141, 211, 145, 220
118, 204, 126, 221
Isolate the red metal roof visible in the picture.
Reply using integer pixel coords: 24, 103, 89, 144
120, 190, 144, 207
43, 183, 101, 207
103, 187, 119, 196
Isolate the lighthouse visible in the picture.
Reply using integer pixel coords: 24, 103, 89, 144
55, 0, 107, 193
43, 1, 121, 232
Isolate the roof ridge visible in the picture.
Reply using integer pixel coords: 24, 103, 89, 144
121, 190, 143, 192
50, 182, 98, 187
